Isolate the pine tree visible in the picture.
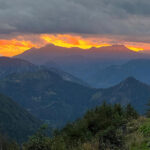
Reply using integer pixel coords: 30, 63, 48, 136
146, 101, 150, 118
125, 104, 138, 119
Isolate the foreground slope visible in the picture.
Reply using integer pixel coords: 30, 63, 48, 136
0, 94, 41, 143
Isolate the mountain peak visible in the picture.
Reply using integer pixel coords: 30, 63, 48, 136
105, 45, 132, 52
123, 76, 138, 83
111, 44, 127, 48
15, 43, 149, 65
109, 76, 143, 90
119, 77, 141, 87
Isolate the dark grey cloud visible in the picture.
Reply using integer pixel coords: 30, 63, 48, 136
0, 0, 150, 35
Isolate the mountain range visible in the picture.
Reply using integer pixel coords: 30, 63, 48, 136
15, 45, 150, 64
0, 59, 149, 127
3, 56, 150, 89
0, 54, 150, 145
90, 59, 150, 88
0, 56, 86, 87
15, 45, 150, 87
91, 77, 150, 114
0, 68, 95, 127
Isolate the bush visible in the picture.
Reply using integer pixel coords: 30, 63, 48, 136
23, 125, 51, 150
22, 103, 138, 150
51, 103, 138, 149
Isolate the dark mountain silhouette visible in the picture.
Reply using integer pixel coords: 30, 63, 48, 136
15, 45, 149, 64
0, 93, 41, 143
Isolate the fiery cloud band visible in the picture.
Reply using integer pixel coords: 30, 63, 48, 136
0, 39, 38, 56
0, 34, 149, 57
40, 34, 111, 49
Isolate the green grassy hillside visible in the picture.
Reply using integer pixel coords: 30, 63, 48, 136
125, 117, 150, 150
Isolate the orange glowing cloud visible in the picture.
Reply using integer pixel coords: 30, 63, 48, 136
125, 46, 144, 52
0, 34, 150, 57
124, 42, 150, 52
41, 34, 149, 52
0, 39, 38, 56
41, 34, 111, 49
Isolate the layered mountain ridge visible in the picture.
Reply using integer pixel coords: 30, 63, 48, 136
91, 59, 150, 88
0, 56, 149, 128
14, 45, 150, 87
15, 44, 149, 64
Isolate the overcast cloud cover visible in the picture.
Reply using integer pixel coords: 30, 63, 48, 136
0, 0, 150, 36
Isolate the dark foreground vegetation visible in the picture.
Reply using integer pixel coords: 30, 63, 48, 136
1, 103, 145, 150
2, 103, 150, 150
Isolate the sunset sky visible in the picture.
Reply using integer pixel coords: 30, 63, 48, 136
1, 0, 150, 56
